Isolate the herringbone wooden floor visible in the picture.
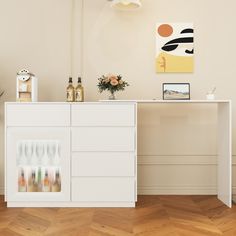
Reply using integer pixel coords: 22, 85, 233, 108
0, 195, 236, 236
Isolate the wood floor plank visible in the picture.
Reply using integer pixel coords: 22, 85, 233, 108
0, 195, 235, 236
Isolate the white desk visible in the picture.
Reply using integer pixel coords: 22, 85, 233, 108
102, 100, 232, 207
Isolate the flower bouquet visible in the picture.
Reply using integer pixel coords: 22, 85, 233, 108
97, 74, 129, 100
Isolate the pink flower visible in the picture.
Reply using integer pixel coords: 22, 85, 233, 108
110, 79, 118, 86
108, 75, 118, 81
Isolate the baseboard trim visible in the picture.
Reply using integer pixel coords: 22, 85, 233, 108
2, 186, 236, 197
233, 187, 236, 195
138, 186, 217, 195
7, 201, 135, 208
0, 186, 4, 195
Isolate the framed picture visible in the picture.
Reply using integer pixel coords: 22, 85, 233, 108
163, 83, 190, 100
156, 23, 194, 73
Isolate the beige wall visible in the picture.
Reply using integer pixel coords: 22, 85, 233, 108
0, 0, 236, 194
0, 0, 72, 192
81, 0, 236, 194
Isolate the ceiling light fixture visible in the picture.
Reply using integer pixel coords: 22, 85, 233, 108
110, 0, 142, 10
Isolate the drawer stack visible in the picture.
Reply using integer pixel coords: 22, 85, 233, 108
71, 103, 137, 204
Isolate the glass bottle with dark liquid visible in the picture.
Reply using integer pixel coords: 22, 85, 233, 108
66, 77, 75, 102
75, 77, 84, 102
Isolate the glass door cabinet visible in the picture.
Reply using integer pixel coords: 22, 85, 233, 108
6, 127, 70, 202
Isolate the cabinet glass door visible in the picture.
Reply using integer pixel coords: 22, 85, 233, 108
17, 140, 62, 193
7, 128, 70, 202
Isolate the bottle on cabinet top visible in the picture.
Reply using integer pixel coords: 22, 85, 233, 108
75, 77, 84, 102
66, 77, 75, 102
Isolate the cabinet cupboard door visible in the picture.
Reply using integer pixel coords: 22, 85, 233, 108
72, 127, 135, 152
71, 104, 135, 126
6, 127, 70, 202
72, 177, 135, 202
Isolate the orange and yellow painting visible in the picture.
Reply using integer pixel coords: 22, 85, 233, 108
156, 23, 194, 73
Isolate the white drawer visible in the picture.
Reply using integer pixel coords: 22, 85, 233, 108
72, 152, 135, 177
72, 127, 135, 151
72, 177, 135, 202
6, 104, 70, 127
71, 104, 135, 126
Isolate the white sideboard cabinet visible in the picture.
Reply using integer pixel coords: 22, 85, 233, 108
5, 102, 137, 207
5, 100, 232, 208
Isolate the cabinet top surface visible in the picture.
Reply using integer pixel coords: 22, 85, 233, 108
100, 100, 231, 103
5, 100, 231, 105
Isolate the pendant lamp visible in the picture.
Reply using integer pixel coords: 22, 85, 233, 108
110, 0, 142, 10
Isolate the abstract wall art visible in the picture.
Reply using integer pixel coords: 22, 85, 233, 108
156, 23, 194, 73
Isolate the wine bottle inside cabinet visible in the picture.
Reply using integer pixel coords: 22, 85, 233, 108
17, 140, 62, 193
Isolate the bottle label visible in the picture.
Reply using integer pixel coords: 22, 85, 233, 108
19, 186, 27, 192
67, 90, 74, 102
43, 186, 50, 192
76, 91, 82, 102
52, 184, 61, 192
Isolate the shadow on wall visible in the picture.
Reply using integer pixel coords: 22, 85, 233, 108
0, 91, 5, 194
0, 90, 5, 120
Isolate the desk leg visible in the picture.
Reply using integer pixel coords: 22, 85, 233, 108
218, 102, 232, 207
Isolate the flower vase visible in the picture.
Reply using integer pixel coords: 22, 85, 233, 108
109, 91, 116, 100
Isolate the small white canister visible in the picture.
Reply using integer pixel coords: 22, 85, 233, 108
206, 87, 216, 100
206, 93, 215, 100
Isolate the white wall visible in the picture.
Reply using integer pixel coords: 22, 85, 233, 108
81, 0, 236, 194
0, 0, 236, 194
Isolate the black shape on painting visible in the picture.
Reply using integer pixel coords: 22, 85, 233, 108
181, 28, 194, 34
162, 44, 178, 52
164, 37, 193, 46
185, 49, 194, 54
162, 37, 193, 52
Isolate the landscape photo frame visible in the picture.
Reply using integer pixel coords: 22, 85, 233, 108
163, 83, 190, 100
